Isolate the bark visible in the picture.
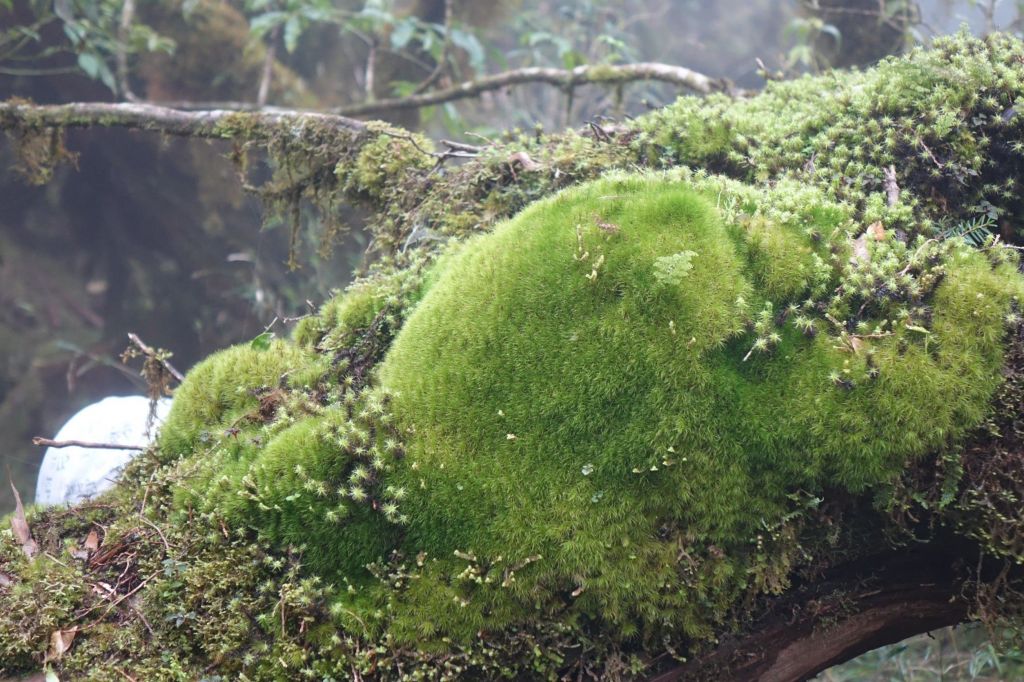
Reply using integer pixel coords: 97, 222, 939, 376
654, 540, 990, 681
333, 62, 732, 117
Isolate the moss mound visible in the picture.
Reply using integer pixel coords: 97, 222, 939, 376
379, 174, 1022, 641
6, 34, 1024, 680
158, 340, 323, 459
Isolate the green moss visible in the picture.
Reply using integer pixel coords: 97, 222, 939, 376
0, 533, 87, 669
638, 31, 1024, 241
347, 126, 435, 202
158, 340, 322, 460
174, 390, 405, 580
9, 35, 1024, 680
294, 262, 428, 354
379, 174, 1023, 642
733, 215, 825, 302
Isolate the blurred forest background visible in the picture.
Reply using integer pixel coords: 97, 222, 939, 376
2, 1, 1024, 677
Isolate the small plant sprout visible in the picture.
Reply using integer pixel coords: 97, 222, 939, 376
653, 250, 698, 286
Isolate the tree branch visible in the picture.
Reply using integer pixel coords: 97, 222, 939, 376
0, 61, 728, 134
0, 101, 365, 138
334, 62, 732, 117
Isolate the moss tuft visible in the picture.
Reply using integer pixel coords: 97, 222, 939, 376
158, 340, 322, 460
379, 174, 1024, 641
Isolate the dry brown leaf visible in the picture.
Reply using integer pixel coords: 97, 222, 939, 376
9, 480, 38, 559
868, 221, 886, 241
593, 213, 620, 235
84, 530, 100, 552
46, 627, 78, 661
849, 337, 865, 355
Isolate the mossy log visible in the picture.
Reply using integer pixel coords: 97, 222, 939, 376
2, 31, 1024, 681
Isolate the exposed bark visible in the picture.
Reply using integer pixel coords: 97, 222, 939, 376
116, 0, 139, 101
653, 541, 989, 682
256, 25, 280, 107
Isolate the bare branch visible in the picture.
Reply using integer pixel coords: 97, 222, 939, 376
33, 437, 146, 451
0, 60, 727, 135
334, 62, 732, 117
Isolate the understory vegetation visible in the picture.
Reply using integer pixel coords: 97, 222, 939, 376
3, 31, 1024, 680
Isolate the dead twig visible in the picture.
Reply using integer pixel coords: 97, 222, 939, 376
883, 165, 900, 208
126, 333, 185, 383
33, 437, 146, 451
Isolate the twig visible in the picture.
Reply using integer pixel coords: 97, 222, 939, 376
380, 130, 478, 164
139, 516, 171, 554
333, 62, 731, 117
33, 437, 146, 451
127, 333, 185, 383
81, 570, 160, 629
883, 164, 900, 208
917, 137, 943, 168
440, 139, 483, 154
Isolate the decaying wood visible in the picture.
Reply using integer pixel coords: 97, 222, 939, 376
651, 539, 1009, 681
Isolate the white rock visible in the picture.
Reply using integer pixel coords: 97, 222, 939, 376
35, 395, 173, 506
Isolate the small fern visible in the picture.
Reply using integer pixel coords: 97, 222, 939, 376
944, 215, 996, 247
653, 250, 698, 286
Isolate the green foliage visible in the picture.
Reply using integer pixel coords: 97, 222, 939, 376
0, 0, 173, 93
652, 250, 697, 286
